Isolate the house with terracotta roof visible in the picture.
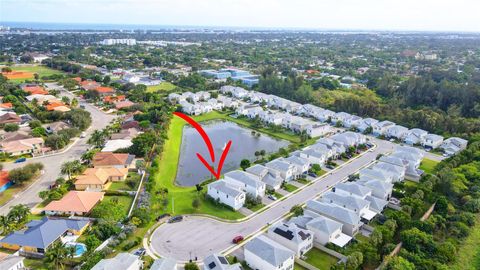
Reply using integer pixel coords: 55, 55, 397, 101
72, 77, 82, 84
0, 103, 13, 110
21, 85, 49, 95
103, 95, 126, 104
115, 100, 135, 110
94, 86, 115, 96
0, 137, 44, 156
44, 191, 105, 216
0, 113, 21, 125
92, 152, 136, 169
80, 80, 101, 91
46, 101, 70, 112
75, 167, 128, 191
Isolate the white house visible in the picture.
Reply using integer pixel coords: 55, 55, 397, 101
299, 148, 326, 166
334, 182, 372, 199
244, 235, 295, 270
316, 138, 346, 158
331, 112, 352, 125
0, 256, 25, 270
92, 253, 142, 270
267, 222, 313, 257
265, 159, 296, 181
305, 200, 362, 236
357, 118, 379, 133
330, 132, 366, 148
315, 109, 335, 123
305, 215, 352, 247
282, 155, 310, 176
386, 125, 410, 140
306, 123, 331, 138
246, 164, 283, 190
203, 254, 242, 270
319, 192, 377, 221
372, 162, 406, 182
372, 120, 395, 136
404, 128, 428, 145
358, 168, 394, 184
150, 258, 177, 270
207, 180, 245, 210
441, 137, 468, 156
422, 134, 444, 149
344, 115, 363, 129
224, 170, 266, 198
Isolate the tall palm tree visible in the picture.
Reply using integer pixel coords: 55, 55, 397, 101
88, 130, 106, 148
61, 160, 83, 180
0, 215, 11, 235
44, 242, 75, 270
8, 204, 30, 224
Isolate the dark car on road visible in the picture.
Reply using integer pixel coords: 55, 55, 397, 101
307, 172, 317, 177
168, 215, 183, 223
156, 213, 171, 221
14, 157, 26, 163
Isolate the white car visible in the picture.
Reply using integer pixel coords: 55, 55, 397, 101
80, 132, 87, 138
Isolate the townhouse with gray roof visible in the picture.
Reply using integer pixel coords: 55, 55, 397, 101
207, 180, 246, 210
224, 170, 266, 198
372, 120, 396, 136
372, 161, 406, 182
281, 155, 310, 176
267, 222, 313, 256
265, 159, 296, 182
244, 235, 295, 270
150, 257, 177, 270
92, 253, 142, 270
319, 192, 377, 221
357, 118, 379, 133
305, 215, 352, 247
246, 164, 283, 190
386, 125, 410, 140
305, 200, 362, 236
422, 133, 444, 149
404, 128, 428, 145
441, 137, 468, 156
334, 182, 373, 199
359, 167, 394, 184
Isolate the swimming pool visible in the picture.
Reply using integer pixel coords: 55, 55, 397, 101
66, 243, 87, 257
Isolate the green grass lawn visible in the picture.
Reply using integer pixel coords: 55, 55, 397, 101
419, 158, 439, 174
273, 192, 284, 199
109, 172, 141, 191
450, 215, 480, 270
294, 263, 308, 270
283, 183, 298, 193
304, 248, 339, 270
0, 173, 41, 206
103, 195, 134, 216
146, 82, 177, 92
247, 203, 265, 212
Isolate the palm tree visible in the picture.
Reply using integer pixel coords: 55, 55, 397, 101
44, 242, 75, 270
60, 160, 83, 180
8, 204, 30, 224
88, 130, 106, 148
0, 215, 11, 235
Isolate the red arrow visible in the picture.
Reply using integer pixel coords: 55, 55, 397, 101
173, 112, 232, 180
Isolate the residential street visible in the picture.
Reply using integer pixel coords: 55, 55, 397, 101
0, 84, 115, 215
149, 138, 395, 262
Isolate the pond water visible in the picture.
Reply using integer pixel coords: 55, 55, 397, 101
176, 121, 290, 186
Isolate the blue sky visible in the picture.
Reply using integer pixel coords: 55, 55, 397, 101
1, 0, 479, 32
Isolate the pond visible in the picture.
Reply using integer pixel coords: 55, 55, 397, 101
176, 120, 290, 186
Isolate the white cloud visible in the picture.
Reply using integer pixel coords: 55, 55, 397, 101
1, 0, 479, 31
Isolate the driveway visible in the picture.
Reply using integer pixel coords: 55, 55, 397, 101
0, 83, 115, 215
149, 138, 395, 262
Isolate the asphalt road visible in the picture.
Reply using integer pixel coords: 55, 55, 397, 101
0, 83, 115, 215
149, 138, 396, 262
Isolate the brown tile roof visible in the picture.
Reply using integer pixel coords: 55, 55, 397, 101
44, 191, 105, 213
92, 152, 133, 167
0, 113, 21, 124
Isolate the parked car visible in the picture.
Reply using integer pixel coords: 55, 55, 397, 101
132, 248, 146, 257
307, 172, 317, 177
168, 215, 183, 223
268, 195, 277, 201
232, 235, 244, 244
156, 213, 171, 221
80, 132, 87, 138
80, 105, 86, 109
326, 164, 335, 169
14, 157, 26, 163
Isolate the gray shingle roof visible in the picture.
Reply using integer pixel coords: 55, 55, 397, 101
365, 195, 388, 213
209, 180, 244, 198
268, 222, 312, 244
306, 200, 360, 225
245, 235, 294, 267
150, 257, 177, 270
225, 170, 263, 188
203, 253, 242, 270
266, 159, 293, 172
0, 217, 89, 249
335, 182, 372, 197
306, 216, 342, 235
320, 192, 369, 211
246, 164, 268, 177
288, 215, 314, 229
92, 253, 140, 270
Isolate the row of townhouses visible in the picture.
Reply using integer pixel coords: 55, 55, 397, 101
207, 131, 366, 211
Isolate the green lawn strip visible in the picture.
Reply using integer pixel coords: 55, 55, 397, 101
246, 203, 265, 212
283, 183, 298, 193
10, 65, 64, 77
294, 263, 309, 270
450, 214, 480, 270
109, 173, 140, 191
226, 115, 300, 143
419, 158, 439, 174
273, 192, 284, 199
303, 248, 339, 270
103, 194, 134, 216
355, 233, 370, 242
146, 82, 177, 92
